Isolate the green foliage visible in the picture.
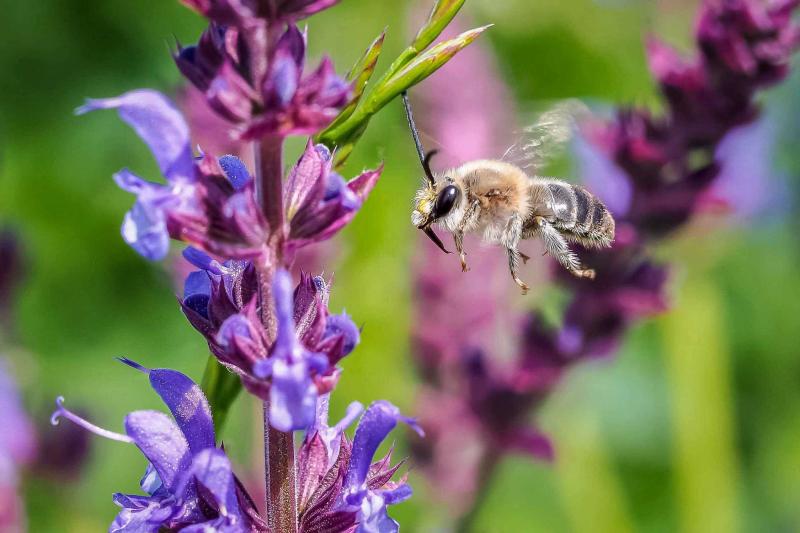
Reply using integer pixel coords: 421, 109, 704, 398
317, 0, 488, 165
200, 355, 242, 436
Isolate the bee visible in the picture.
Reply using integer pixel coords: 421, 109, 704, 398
402, 93, 615, 294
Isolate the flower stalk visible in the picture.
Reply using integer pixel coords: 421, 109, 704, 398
266, 417, 298, 532
256, 136, 286, 245
253, 132, 298, 532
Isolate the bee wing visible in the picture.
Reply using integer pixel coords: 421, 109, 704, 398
502, 99, 589, 172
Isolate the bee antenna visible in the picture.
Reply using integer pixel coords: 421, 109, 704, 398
401, 91, 436, 186
422, 149, 438, 184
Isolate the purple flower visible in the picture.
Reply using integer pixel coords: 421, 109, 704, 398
340, 401, 422, 533
284, 140, 381, 253
181, 153, 271, 259
181, 261, 359, 431
181, 0, 339, 25
296, 398, 422, 533
77, 90, 197, 260
176, 23, 350, 139
697, 0, 800, 85
83, 89, 377, 262
80, 90, 272, 260
51, 360, 266, 532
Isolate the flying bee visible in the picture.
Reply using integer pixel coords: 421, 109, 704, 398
403, 93, 615, 294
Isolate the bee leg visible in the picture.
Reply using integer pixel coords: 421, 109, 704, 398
455, 200, 481, 273
506, 247, 530, 294
573, 268, 596, 279
453, 232, 469, 272
502, 213, 529, 294
520, 252, 531, 264
536, 218, 595, 279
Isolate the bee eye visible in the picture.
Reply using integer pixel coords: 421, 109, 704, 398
433, 184, 460, 219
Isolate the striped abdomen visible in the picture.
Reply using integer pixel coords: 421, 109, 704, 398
530, 180, 615, 248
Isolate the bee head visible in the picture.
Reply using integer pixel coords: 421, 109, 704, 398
408, 150, 459, 254
401, 92, 454, 254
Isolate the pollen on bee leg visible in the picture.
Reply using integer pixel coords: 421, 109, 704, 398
51, 396, 133, 443
572, 268, 596, 280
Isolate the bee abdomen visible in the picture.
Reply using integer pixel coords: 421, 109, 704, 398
549, 183, 615, 247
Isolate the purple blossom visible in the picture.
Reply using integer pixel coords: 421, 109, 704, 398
81, 90, 377, 261
181, 0, 339, 25
51, 361, 266, 532
284, 140, 381, 254
77, 90, 197, 260
176, 23, 350, 139
296, 399, 422, 533
78, 90, 270, 261
181, 261, 359, 431
340, 401, 422, 533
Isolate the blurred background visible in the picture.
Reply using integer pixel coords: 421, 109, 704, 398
1, 0, 799, 531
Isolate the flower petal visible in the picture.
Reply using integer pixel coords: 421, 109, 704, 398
124, 410, 192, 491
184, 270, 212, 300
183, 247, 227, 275
284, 140, 330, 219
324, 313, 360, 358
357, 491, 400, 533
77, 89, 193, 182
219, 155, 252, 191
147, 369, 216, 452
110, 495, 178, 533
268, 357, 318, 432
344, 401, 420, 500
272, 269, 303, 360
113, 168, 150, 194
177, 448, 241, 520
121, 200, 171, 260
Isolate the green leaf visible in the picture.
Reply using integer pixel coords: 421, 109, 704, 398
319, 24, 490, 152
200, 354, 242, 438
327, 30, 387, 131
412, 0, 467, 54
382, 0, 467, 81
375, 25, 491, 109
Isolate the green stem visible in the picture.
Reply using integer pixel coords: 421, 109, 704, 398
199, 355, 241, 437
